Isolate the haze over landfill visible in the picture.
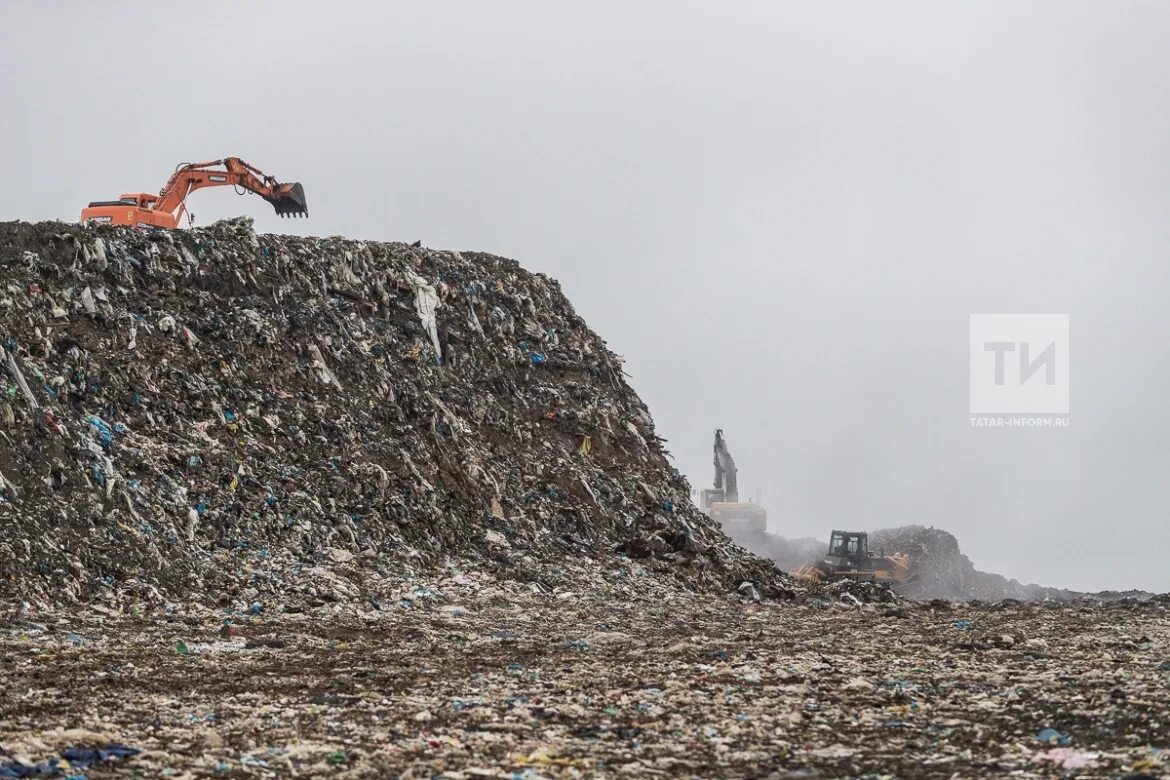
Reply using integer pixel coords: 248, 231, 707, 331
4, 1, 1170, 592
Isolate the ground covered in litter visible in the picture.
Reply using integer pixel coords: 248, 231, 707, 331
2, 571, 1167, 779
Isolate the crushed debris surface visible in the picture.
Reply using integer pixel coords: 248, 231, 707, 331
2, 584, 1168, 778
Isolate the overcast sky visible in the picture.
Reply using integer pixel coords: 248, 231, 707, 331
4, 1, 1169, 592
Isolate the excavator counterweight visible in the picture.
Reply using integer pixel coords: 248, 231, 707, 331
80, 157, 308, 228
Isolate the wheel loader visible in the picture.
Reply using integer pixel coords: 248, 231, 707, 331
793, 530, 911, 583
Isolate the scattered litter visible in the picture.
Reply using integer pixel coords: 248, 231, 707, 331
1032, 747, 1100, 769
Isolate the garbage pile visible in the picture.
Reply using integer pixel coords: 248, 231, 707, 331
0, 218, 791, 609
737, 524, 1122, 603
868, 525, 1079, 601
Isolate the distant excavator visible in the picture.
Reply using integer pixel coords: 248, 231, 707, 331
698, 429, 767, 541
793, 530, 911, 584
79, 157, 308, 229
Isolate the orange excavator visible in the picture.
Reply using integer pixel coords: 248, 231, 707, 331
79, 157, 307, 229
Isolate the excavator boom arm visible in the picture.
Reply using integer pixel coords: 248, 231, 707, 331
712, 429, 739, 502
155, 158, 308, 221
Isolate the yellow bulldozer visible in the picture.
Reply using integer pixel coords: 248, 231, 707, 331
793, 530, 911, 584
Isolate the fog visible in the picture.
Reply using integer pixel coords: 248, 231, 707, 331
3, 0, 1168, 592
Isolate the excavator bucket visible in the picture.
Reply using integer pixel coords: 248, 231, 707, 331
265, 182, 308, 218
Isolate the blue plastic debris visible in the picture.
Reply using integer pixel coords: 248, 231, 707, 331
0, 757, 60, 777
60, 745, 140, 768
0, 744, 140, 778
85, 415, 113, 450
1037, 727, 1071, 745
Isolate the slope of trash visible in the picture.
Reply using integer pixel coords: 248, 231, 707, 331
0, 218, 791, 609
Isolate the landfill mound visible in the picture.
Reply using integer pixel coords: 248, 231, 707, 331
868, 525, 1081, 601
0, 219, 791, 609
738, 524, 1116, 602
